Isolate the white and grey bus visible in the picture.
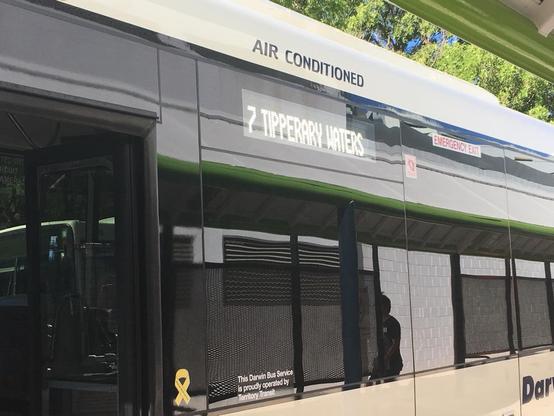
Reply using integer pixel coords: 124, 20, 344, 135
0, 0, 553, 415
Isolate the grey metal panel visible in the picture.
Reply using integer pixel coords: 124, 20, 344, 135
0, 82, 156, 138
0, 2, 159, 115
157, 50, 198, 161
142, 126, 164, 416
156, 51, 205, 413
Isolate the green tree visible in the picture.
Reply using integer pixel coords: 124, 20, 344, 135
413, 40, 554, 122
273, 0, 360, 28
272, 0, 554, 123
345, 0, 438, 53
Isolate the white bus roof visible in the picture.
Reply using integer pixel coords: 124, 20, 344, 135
60, 0, 554, 156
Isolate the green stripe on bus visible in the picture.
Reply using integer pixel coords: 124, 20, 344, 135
158, 154, 554, 238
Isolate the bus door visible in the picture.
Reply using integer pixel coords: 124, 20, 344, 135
25, 142, 141, 416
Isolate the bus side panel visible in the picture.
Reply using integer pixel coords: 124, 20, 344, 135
519, 351, 554, 415
415, 359, 520, 416
0, 2, 159, 114
226, 379, 415, 416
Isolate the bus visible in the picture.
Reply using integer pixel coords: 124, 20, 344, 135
0, 0, 553, 415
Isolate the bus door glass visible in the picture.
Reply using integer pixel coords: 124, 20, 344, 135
0, 154, 27, 415
37, 157, 117, 414
25, 143, 140, 416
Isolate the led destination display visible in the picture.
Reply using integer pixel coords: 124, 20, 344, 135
242, 89, 375, 159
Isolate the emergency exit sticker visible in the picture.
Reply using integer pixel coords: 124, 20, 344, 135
432, 134, 481, 158
405, 154, 417, 178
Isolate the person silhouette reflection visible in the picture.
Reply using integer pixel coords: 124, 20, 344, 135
371, 293, 403, 379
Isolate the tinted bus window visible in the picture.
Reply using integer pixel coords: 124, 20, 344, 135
504, 149, 554, 350
0, 154, 26, 296
513, 259, 552, 349
0, 154, 26, 404
203, 196, 340, 406
198, 62, 414, 409
401, 124, 523, 415
401, 124, 514, 367
460, 255, 517, 356
352, 112, 414, 379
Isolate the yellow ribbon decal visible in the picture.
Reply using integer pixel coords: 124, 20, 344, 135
174, 368, 191, 406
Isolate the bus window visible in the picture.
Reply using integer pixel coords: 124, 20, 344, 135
199, 62, 364, 408
298, 236, 343, 390
201, 192, 341, 407
0, 229, 27, 297
199, 61, 415, 411
401, 123, 514, 369
504, 149, 554, 415
205, 229, 295, 406
0, 154, 27, 407
460, 255, 517, 358
401, 124, 519, 415
512, 259, 552, 349
37, 160, 118, 414
504, 149, 554, 351
353, 111, 414, 380
0, 155, 25, 229
0, 154, 26, 297
356, 241, 414, 380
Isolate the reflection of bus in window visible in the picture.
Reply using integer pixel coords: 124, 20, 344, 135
0, 220, 117, 381
1, 0, 554, 415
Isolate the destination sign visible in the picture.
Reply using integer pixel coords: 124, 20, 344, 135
242, 89, 375, 159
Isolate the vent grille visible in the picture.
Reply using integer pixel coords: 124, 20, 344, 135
173, 235, 194, 263
223, 237, 339, 268
224, 237, 291, 264
299, 245, 340, 268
